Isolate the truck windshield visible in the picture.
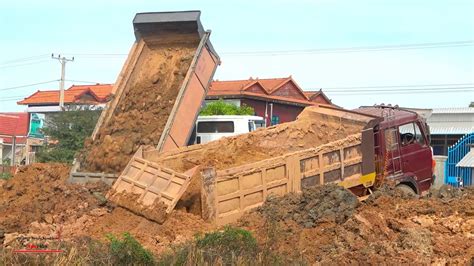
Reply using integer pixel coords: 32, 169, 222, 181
197, 121, 234, 133
398, 123, 426, 146
254, 120, 265, 128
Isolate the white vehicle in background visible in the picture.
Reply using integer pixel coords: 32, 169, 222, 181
193, 115, 265, 144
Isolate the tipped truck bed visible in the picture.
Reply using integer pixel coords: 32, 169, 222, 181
69, 11, 220, 183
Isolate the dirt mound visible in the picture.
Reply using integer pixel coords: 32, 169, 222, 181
86, 207, 213, 255
151, 108, 364, 172
0, 163, 109, 234
81, 44, 196, 174
429, 184, 472, 200
364, 184, 415, 204
0, 163, 212, 256
239, 186, 474, 264
257, 185, 359, 227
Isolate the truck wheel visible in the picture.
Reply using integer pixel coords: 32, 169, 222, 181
396, 184, 416, 196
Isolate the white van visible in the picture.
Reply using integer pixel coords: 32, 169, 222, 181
194, 115, 265, 144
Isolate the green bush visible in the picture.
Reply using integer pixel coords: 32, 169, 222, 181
157, 242, 193, 266
200, 99, 254, 116
196, 226, 258, 263
106, 232, 155, 265
0, 172, 11, 180
158, 227, 259, 265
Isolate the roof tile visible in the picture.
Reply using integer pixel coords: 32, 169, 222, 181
18, 84, 113, 105
0, 112, 29, 141
209, 78, 331, 106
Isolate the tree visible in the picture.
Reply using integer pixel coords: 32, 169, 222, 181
36, 106, 101, 163
200, 99, 254, 116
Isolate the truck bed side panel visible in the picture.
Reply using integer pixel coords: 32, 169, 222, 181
201, 134, 364, 225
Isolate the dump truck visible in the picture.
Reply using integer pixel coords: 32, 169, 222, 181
69, 11, 220, 184
107, 104, 435, 225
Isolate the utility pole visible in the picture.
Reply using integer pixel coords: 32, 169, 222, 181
51, 54, 74, 110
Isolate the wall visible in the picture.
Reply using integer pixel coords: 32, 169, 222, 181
433, 155, 447, 188
311, 94, 331, 104
241, 98, 304, 126
271, 82, 307, 101
1, 144, 26, 165
431, 134, 464, 155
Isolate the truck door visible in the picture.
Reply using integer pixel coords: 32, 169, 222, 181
397, 122, 433, 192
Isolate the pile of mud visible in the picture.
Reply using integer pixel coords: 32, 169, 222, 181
0, 163, 211, 256
0, 164, 108, 234
239, 185, 474, 264
82, 44, 195, 174
150, 107, 364, 172
257, 185, 359, 227
86, 207, 212, 255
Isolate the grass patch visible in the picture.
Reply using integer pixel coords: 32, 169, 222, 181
0, 172, 12, 180
195, 226, 258, 264
106, 232, 155, 265
157, 226, 304, 265
1, 233, 155, 265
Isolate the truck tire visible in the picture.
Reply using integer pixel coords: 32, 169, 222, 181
396, 184, 416, 196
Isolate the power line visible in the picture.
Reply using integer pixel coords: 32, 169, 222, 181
327, 88, 474, 96
318, 82, 474, 90
318, 86, 474, 93
327, 87, 474, 93
65, 79, 102, 84
221, 40, 474, 56
0, 54, 50, 65
1, 94, 27, 99
328, 88, 474, 93
0, 98, 24, 102
0, 95, 27, 102
60, 40, 474, 59
0, 80, 59, 92
0, 59, 50, 70
63, 53, 127, 57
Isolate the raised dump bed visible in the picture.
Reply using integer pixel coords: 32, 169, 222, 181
69, 11, 220, 183
107, 106, 379, 225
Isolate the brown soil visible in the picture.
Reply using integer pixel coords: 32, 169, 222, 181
0, 163, 109, 234
107, 190, 168, 224
0, 164, 212, 255
86, 207, 212, 255
239, 185, 474, 265
257, 185, 359, 228
81, 43, 196, 174
150, 106, 365, 173
2, 163, 472, 264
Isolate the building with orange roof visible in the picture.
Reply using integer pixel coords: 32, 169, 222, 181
11, 84, 113, 165
18, 84, 113, 113
207, 76, 332, 126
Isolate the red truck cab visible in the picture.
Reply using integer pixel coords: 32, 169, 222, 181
356, 105, 434, 195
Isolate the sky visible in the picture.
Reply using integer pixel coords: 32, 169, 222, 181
0, 0, 473, 112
